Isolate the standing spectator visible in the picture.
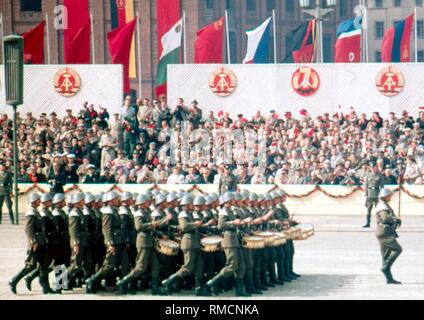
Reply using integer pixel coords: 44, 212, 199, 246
99, 128, 118, 169
110, 113, 124, 151
47, 162, 67, 194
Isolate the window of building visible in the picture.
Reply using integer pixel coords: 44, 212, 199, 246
206, 0, 214, 9
267, 0, 276, 13
247, 0, 256, 11
418, 20, 424, 39
323, 34, 332, 63
418, 51, 424, 62
375, 21, 384, 39
286, 0, 295, 12
339, 1, 347, 17
394, 0, 401, 7
417, 0, 423, 6
375, 0, 383, 8
375, 51, 382, 62
226, 0, 234, 10
21, 0, 41, 12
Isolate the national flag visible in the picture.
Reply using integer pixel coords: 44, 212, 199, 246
194, 17, 225, 64
64, 0, 90, 64
22, 21, 45, 64
335, 18, 361, 63
107, 19, 137, 93
382, 14, 414, 62
243, 17, 272, 64
284, 20, 317, 63
110, 0, 137, 79
156, 19, 183, 97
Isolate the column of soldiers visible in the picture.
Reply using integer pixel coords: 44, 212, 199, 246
9, 188, 301, 296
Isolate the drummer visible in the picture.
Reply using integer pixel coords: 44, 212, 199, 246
276, 189, 301, 280
162, 195, 211, 296
116, 194, 167, 295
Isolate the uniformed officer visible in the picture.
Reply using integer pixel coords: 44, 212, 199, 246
51, 193, 71, 268
67, 193, 92, 290
375, 188, 402, 284
206, 192, 250, 297
0, 162, 14, 224
162, 195, 210, 296
9, 194, 56, 294
83, 194, 99, 278
86, 191, 130, 293
93, 194, 106, 270
218, 165, 237, 195
201, 195, 219, 281
24, 193, 64, 292
117, 194, 166, 295
363, 161, 385, 228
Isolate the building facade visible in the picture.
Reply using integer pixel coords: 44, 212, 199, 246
2, 0, 422, 100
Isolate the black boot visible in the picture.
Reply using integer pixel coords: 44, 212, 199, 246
39, 274, 61, 294
381, 252, 402, 284
246, 274, 262, 294
363, 212, 371, 228
206, 274, 223, 296
161, 274, 180, 295
151, 278, 166, 295
8, 211, 14, 225
9, 268, 33, 295
277, 260, 291, 282
253, 272, 268, 291
24, 269, 40, 291
269, 264, 284, 285
116, 275, 132, 294
86, 273, 102, 294
235, 278, 251, 297
195, 278, 211, 297
285, 256, 297, 280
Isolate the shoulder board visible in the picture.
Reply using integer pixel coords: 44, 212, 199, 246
52, 208, 61, 217
101, 207, 114, 215
178, 211, 188, 219
133, 210, 143, 217
151, 210, 162, 218
218, 209, 229, 217
119, 207, 129, 215
82, 208, 91, 216
25, 208, 36, 217
69, 209, 80, 218
375, 201, 390, 213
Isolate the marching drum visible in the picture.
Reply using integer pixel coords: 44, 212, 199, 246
283, 227, 301, 240
295, 223, 315, 240
253, 231, 276, 246
242, 236, 265, 249
155, 239, 180, 256
201, 236, 222, 252
272, 232, 287, 246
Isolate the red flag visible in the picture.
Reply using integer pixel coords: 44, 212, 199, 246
64, 0, 90, 64
382, 14, 414, 62
23, 21, 45, 64
194, 17, 225, 63
108, 19, 137, 93
66, 19, 91, 64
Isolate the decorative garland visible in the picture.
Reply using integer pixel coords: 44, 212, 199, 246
13, 183, 424, 200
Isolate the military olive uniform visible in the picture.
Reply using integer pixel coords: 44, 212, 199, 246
0, 170, 14, 224
279, 203, 299, 279
41, 207, 64, 268
52, 206, 71, 267
364, 171, 385, 226
259, 206, 278, 287
9, 206, 51, 294
67, 206, 92, 287
93, 207, 105, 270
250, 205, 267, 290
83, 206, 99, 277
238, 206, 257, 293
376, 200, 402, 281
86, 205, 129, 293
151, 208, 174, 278
198, 209, 217, 281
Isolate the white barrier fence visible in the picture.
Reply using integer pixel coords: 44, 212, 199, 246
10, 184, 424, 218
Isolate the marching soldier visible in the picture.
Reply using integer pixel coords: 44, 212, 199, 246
375, 188, 402, 284
117, 194, 166, 295
67, 193, 92, 290
83, 194, 99, 277
162, 195, 210, 296
206, 192, 250, 297
93, 194, 106, 270
0, 162, 14, 224
9, 194, 57, 294
86, 191, 130, 293
363, 161, 385, 228
218, 165, 237, 195
51, 193, 71, 268
201, 195, 219, 281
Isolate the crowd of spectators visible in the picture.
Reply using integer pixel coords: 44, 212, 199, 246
0, 96, 423, 189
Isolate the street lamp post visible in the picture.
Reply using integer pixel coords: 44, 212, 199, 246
299, 0, 337, 63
